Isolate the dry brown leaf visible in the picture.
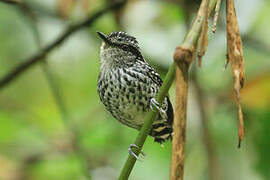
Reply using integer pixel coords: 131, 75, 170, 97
212, 0, 222, 33
226, 0, 245, 148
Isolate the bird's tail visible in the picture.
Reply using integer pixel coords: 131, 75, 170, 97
151, 122, 173, 143
150, 97, 174, 143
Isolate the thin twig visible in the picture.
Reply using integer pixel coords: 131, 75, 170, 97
0, 0, 21, 4
212, 0, 222, 33
0, 0, 126, 89
9, 2, 93, 178
0, 0, 36, 20
39, 60, 93, 180
198, 0, 209, 67
41, 64, 92, 178
1, 0, 127, 178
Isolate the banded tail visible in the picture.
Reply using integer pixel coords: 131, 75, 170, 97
150, 96, 174, 143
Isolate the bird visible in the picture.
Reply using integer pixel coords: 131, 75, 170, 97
97, 31, 174, 146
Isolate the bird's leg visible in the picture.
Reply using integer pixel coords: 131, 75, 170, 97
150, 98, 166, 114
128, 144, 146, 161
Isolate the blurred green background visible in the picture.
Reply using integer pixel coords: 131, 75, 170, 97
0, 0, 270, 179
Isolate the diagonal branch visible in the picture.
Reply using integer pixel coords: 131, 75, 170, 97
0, 0, 36, 21
119, 0, 218, 179
2, 1, 96, 179
119, 65, 176, 180
0, 0, 21, 4
0, 0, 127, 90
1, 0, 127, 178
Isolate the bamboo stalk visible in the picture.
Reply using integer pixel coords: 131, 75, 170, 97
119, 65, 176, 180
119, 1, 218, 179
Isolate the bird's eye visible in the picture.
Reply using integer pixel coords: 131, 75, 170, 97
122, 44, 129, 51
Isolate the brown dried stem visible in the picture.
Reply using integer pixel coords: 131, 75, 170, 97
212, 0, 222, 33
172, 48, 192, 180
226, 0, 245, 148
198, 0, 209, 67
171, 0, 217, 179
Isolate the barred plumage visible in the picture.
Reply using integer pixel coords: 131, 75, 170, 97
97, 31, 174, 143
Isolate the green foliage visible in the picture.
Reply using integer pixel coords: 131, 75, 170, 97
0, 0, 269, 179
253, 111, 270, 179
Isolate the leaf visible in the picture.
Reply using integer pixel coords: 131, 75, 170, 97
226, 0, 245, 148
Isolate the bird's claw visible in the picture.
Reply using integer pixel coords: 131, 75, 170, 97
128, 144, 146, 161
150, 98, 166, 114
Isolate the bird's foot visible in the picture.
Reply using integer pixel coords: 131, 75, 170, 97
150, 98, 166, 114
128, 144, 146, 161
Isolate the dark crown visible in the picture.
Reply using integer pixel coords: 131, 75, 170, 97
108, 31, 139, 49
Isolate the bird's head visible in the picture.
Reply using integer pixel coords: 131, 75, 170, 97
97, 31, 143, 68
97, 31, 139, 51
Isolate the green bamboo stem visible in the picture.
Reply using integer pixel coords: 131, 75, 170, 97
119, 65, 175, 180
118, 0, 218, 179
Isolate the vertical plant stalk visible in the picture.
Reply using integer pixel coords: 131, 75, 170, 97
192, 71, 219, 180
226, 0, 245, 148
212, 0, 222, 33
30, 16, 93, 180
0, 1, 96, 179
197, 0, 209, 67
171, 51, 191, 180
18, 3, 93, 178
170, 0, 217, 179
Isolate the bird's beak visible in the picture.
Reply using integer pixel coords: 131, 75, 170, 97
97, 31, 110, 44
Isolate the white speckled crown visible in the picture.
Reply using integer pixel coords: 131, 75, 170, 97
108, 31, 139, 49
